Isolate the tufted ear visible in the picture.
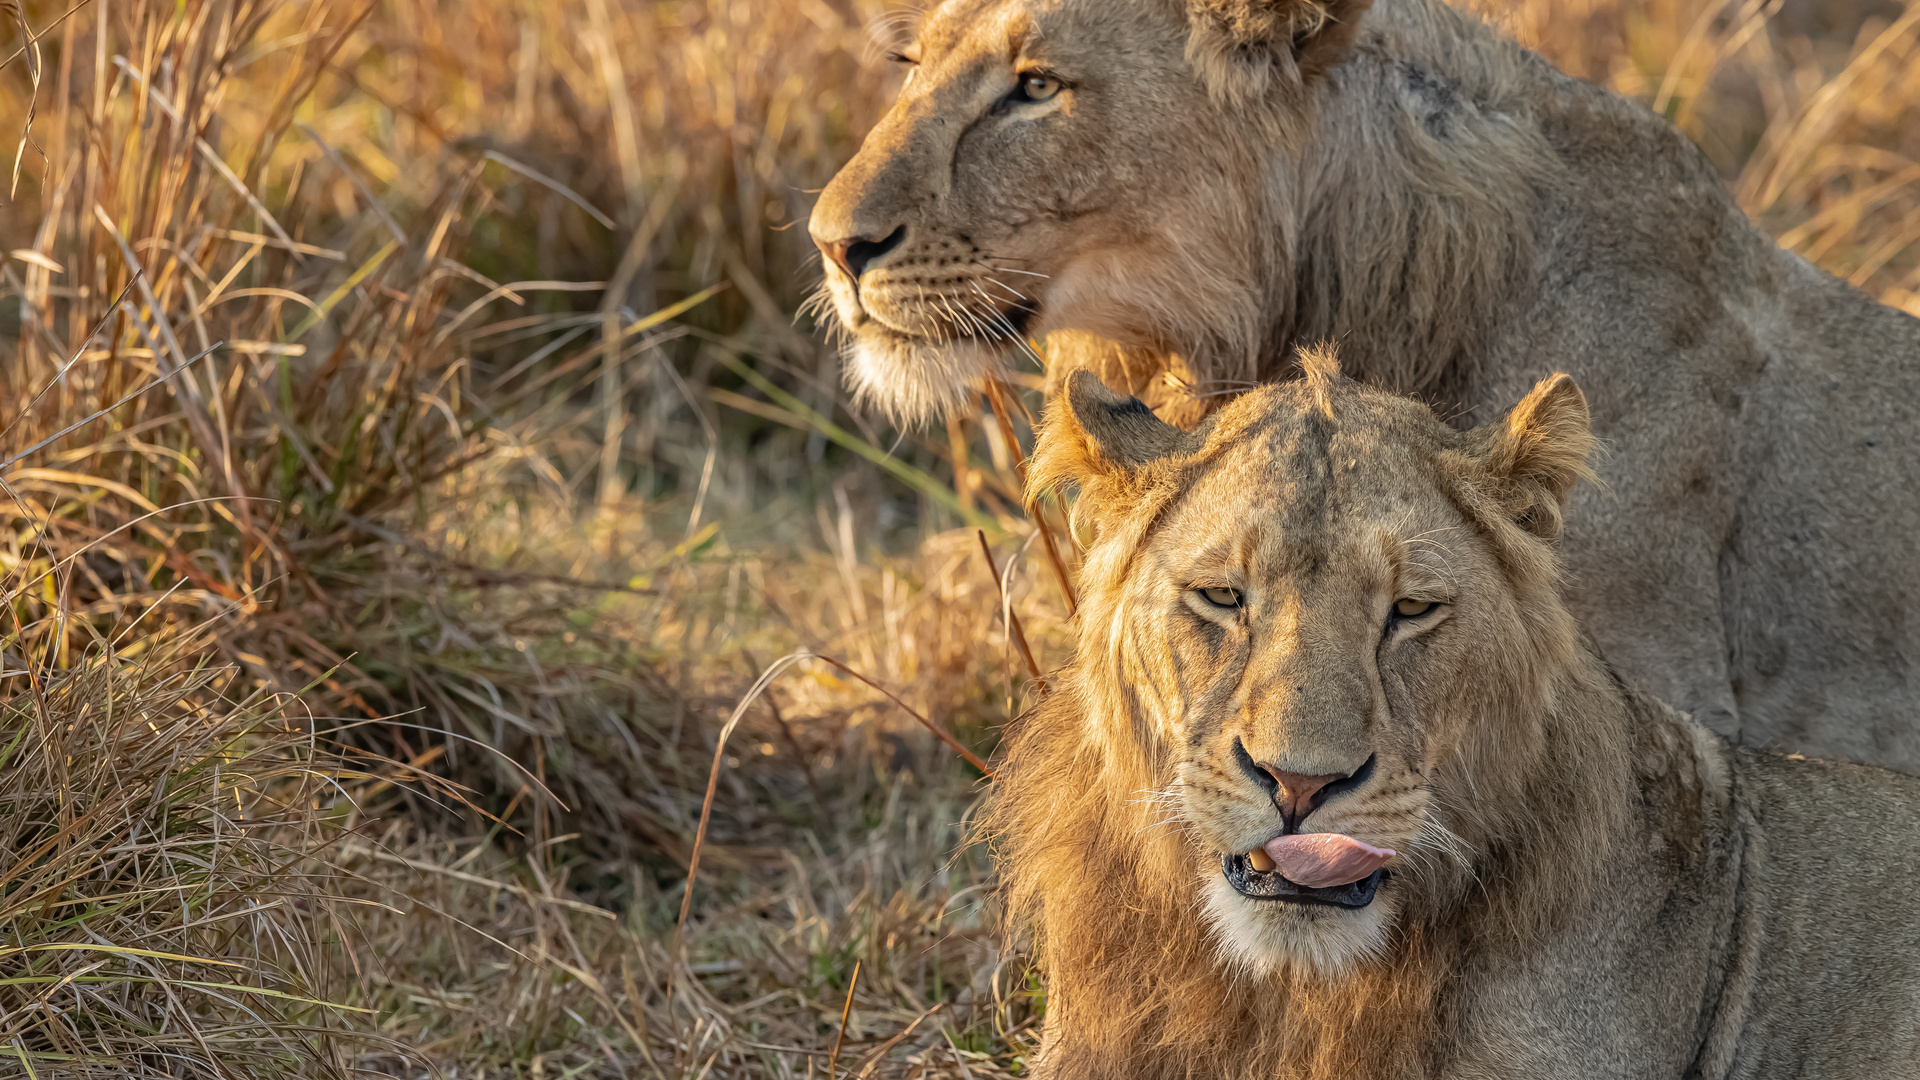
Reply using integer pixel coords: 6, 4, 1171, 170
1027, 370, 1195, 520
1479, 373, 1596, 541
1185, 0, 1374, 101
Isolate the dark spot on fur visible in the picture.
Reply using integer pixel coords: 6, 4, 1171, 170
1402, 61, 1461, 137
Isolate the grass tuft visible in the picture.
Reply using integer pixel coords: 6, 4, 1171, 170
0, 624, 376, 1078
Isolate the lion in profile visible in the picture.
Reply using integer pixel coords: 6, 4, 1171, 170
806, 0, 1920, 770
983, 353, 1920, 1079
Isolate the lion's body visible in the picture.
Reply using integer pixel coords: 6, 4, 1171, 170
987, 368, 1920, 1079
809, 0, 1920, 768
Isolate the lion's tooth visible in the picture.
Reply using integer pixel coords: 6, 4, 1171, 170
1247, 847, 1276, 872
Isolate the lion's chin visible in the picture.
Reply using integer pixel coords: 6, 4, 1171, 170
841, 330, 1008, 429
1201, 872, 1398, 981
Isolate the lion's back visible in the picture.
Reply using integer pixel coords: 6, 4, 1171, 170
1716, 748, 1920, 1076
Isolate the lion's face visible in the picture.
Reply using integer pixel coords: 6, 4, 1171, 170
1113, 382, 1497, 972
1030, 356, 1591, 978
808, 0, 1340, 423
1145, 399, 1495, 977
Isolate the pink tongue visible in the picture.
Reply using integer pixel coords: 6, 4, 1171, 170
1263, 833, 1396, 889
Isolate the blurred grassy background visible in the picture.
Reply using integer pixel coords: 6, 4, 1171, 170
0, 0, 1915, 1075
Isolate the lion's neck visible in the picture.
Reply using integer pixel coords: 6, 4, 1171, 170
1133, 0, 1771, 417
1254, 0, 1554, 400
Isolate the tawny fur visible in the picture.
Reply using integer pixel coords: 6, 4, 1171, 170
985, 360, 1920, 1079
809, 0, 1920, 770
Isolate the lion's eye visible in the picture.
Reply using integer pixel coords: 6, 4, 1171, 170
1199, 587, 1242, 609
1015, 72, 1062, 102
1393, 598, 1436, 619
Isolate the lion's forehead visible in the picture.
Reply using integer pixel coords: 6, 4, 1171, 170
917, 0, 1022, 57
1151, 417, 1456, 574
917, 0, 1185, 72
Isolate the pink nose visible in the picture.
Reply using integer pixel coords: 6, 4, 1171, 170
817, 238, 856, 278
811, 226, 906, 279
1264, 768, 1343, 825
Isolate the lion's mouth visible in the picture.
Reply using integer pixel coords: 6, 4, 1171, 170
1222, 853, 1388, 908
853, 283, 1039, 345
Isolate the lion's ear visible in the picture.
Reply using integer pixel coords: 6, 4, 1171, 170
1480, 373, 1596, 540
1027, 370, 1192, 515
1185, 0, 1374, 100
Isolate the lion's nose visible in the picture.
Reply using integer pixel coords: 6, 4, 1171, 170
1267, 768, 1344, 825
1234, 740, 1376, 827
814, 225, 907, 279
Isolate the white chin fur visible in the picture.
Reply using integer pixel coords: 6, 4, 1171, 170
842, 333, 1006, 428
1199, 872, 1395, 981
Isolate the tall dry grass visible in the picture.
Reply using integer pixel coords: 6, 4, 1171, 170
1, 0, 1916, 1075
0, 622, 380, 1078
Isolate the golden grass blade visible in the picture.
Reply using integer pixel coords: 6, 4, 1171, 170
0, 944, 240, 966
0, 0, 89, 73
672, 650, 817, 952
988, 376, 1079, 614
827, 958, 861, 1080
975, 529, 1046, 695
432, 279, 609, 349
6, 0, 41, 201
5, 469, 160, 514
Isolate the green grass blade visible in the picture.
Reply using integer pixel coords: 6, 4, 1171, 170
711, 350, 1003, 535
0, 943, 244, 967
285, 239, 400, 341
0, 976, 373, 1013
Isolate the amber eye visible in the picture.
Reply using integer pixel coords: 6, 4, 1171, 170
1393, 598, 1436, 619
1016, 73, 1062, 102
1199, 587, 1242, 609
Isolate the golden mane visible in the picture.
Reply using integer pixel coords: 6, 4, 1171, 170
1046, 0, 1560, 422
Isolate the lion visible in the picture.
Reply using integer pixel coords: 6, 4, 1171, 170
983, 353, 1920, 1080
805, 0, 1920, 771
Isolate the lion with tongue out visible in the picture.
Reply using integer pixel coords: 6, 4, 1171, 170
985, 348, 1920, 1079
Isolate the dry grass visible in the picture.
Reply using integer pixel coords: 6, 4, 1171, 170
0, 624, 375, 1078
1, 0, 1915, 1075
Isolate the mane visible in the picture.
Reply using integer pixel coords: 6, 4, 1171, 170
1285, 0, 1562, 396
982, 378, 1651, 1078
1056, 0, 1577, 417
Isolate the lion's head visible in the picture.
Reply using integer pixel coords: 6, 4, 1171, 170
809, 0, 1546, 425
1020, 349, 1619, 980
807, 0, 1386, 424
